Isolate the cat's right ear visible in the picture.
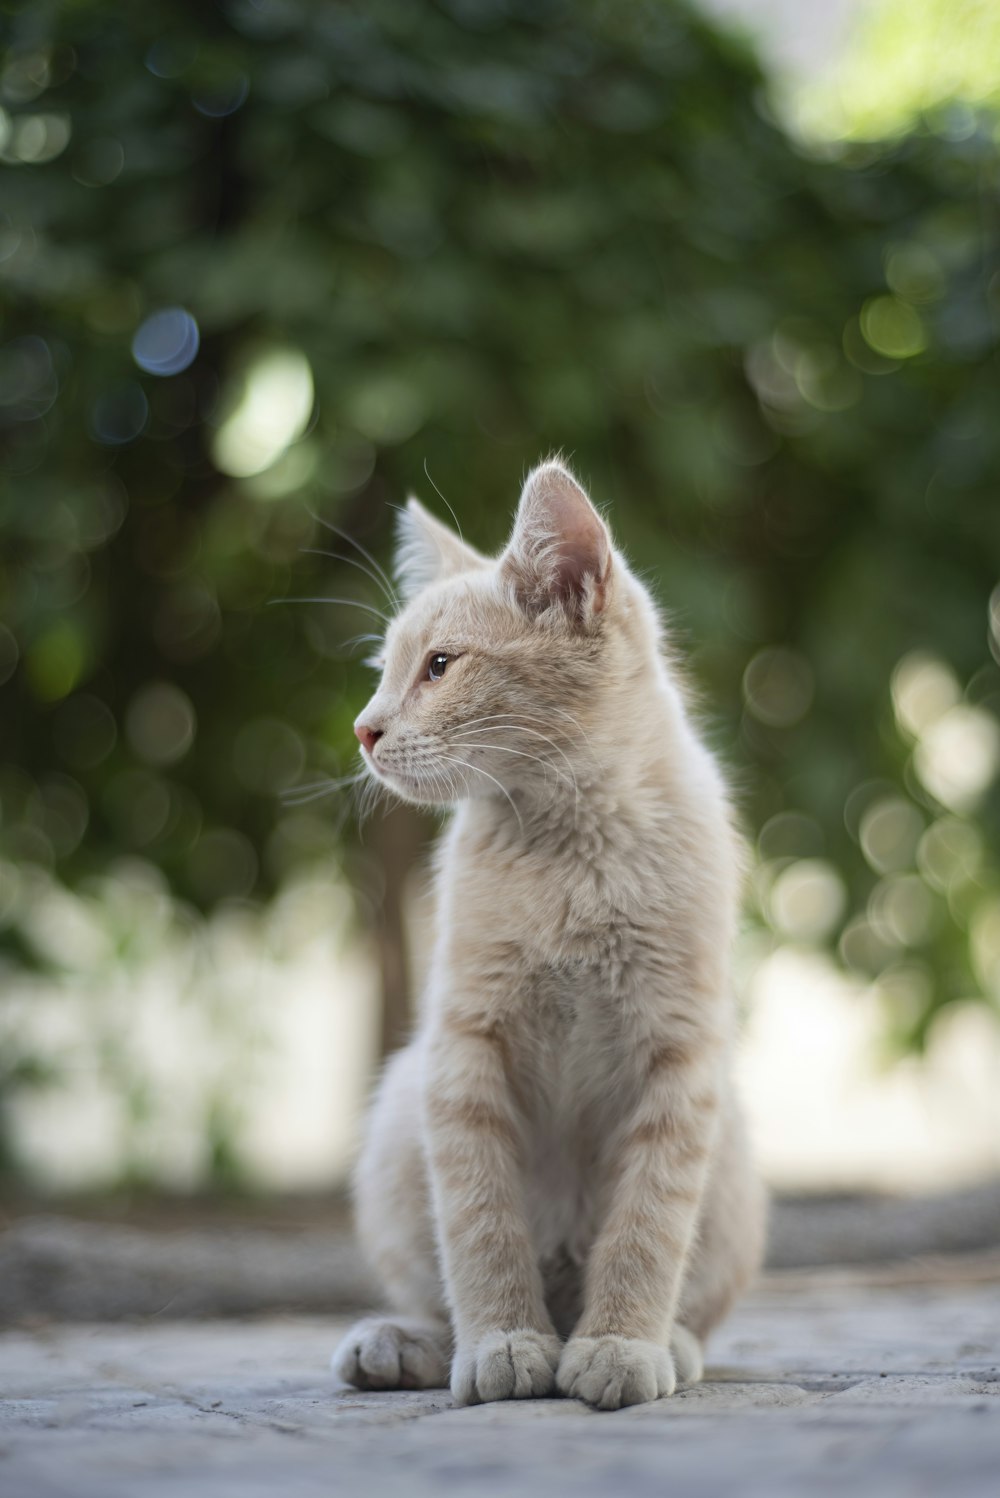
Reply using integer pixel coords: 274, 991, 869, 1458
501, 460, 612, 626
394, 496, 488, 602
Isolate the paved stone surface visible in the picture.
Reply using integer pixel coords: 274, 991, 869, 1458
1, 1278, 998, 1497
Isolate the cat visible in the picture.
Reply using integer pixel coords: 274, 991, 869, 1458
332, 458, 766, 1409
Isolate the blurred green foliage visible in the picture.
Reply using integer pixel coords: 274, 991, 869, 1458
1, 0, 999, 1093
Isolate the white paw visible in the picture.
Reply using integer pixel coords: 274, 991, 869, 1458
331, 1317, 450, 1391
451, 1329, 562, 1405
556, 1335, 676, 1409
671, 1325, 704, 1386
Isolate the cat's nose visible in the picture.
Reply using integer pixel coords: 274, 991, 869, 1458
355, 723, 384, 755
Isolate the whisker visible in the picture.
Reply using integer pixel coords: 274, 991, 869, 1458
449, 739, 576, 792
456, 707, 593, 755
300, 548, 399, 610
281, 770, 366, 806
425, 760, 458, 806
283, 777, 356, 797
450, 722, 580, 785
448, 716, 584, 826
282, 784, 347, 807
422, 458, 466, 543
341, 631, 386, 659
546, 704, 593, 752
438, 753, 524, 837
307, 510, 399, 609
454, 710, 587, 748
267, 596, 392, 624
354, 768, 388, 835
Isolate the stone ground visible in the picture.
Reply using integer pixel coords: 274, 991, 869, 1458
2, 1268, 999, 1498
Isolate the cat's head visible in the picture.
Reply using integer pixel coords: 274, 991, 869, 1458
353, 459, 659, 807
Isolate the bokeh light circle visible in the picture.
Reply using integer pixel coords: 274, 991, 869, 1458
132, 308, 200, 377
126, 682, 197, 767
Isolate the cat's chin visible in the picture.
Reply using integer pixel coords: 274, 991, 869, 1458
370, 765, 457, 808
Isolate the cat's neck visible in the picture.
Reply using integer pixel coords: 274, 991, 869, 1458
458, 665, 687, 854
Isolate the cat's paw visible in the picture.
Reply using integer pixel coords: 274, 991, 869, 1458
556, 1335, 676, 1409
671, 1324, 704, 1386
451, 1329, 562, 1405
331, 1317, 450, 1391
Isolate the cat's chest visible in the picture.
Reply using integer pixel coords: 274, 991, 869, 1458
532, 956, 613, 1021
519, 961, 633, 1256
531, 961, 590, 1035
524, 955, 640, 1089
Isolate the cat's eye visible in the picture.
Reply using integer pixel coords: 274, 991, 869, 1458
427, 653, 449, 682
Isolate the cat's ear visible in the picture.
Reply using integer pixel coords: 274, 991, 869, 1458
502, 460, 612, 623
394, 496, 488, 602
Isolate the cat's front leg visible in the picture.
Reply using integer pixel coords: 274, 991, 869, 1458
557, 1040, 719, 1410
426, 1014, 561, 1405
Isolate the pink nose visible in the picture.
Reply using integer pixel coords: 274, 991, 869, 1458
355, 723, 383, 755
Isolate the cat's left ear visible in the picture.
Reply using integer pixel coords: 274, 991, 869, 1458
502, 460, 612, 624
394, 496, 488, 602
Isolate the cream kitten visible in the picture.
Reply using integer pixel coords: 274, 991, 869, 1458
332, 459, 765, 1409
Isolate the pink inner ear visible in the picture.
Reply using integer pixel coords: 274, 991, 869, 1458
503, 462, 613, 619
529, 470, 611, 613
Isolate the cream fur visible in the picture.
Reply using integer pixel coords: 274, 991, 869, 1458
331, 460, 766, 1410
